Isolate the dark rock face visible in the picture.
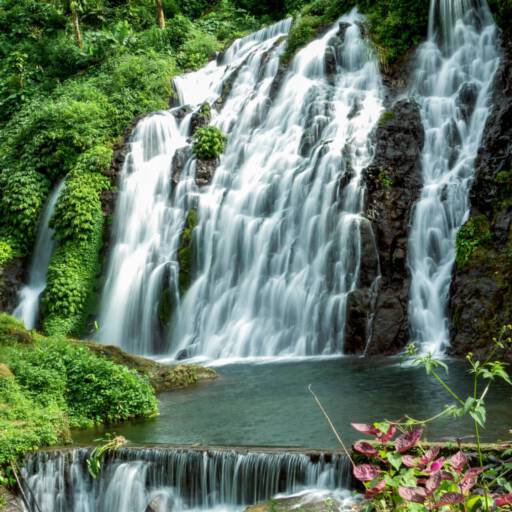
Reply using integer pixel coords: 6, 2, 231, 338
355, 99, 424, 355
190, 103, 211, 135
195, 158, 219, 187
450, 37, 512, 360
172, 146, 193, 186
0, 258, 24, 314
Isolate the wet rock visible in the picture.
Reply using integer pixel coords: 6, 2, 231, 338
0, 258, 24, 314
457, 82, 478, 122
449, 36, 512, 360
195, 158, 219, 187
244, 493, 359, 512
172, 146, 193, 186
362, 99, 424, 355
175, 349, 189, 361
171, 105, 192, 122
190, 103, 211, 135
344, 289, 371, 354
0, 486, 24, 512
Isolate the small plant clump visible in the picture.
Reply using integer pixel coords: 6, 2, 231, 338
193, 126, 227, 159
456, 216, 492, 267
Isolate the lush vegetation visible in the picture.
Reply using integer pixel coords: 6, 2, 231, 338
193, 125, 227, 159
0, 314, 157, 474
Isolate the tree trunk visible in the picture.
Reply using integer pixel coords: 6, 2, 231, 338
155, 0, 165, 29
71, 7, 83, 48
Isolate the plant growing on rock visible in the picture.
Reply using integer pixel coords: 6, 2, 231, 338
193, 125, 227, 159
351, 326, 512, 511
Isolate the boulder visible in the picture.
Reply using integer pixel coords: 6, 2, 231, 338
362, 99, 424, 355
195, 158, 219, 187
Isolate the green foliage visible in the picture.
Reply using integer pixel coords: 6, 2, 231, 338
176, 29, 219, 70
358, 0, 429, 65
378, 171, 393, 188
178, 209, 198, 294
0, 242, 14, 268
378, 110, 395, 127
0, 313, 158, 432
51, 171, 110, 243
0, 170, 50, 253
456, 216, 492, 267
193, 126, 227, 159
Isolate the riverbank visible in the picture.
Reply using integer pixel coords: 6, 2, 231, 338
0, 313, 217, 485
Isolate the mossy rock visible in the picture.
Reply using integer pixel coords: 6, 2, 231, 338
0, 364, 13, 379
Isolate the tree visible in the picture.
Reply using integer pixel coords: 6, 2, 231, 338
155, 0, 165, 28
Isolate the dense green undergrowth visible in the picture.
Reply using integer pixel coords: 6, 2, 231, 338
0, 314, 157, 471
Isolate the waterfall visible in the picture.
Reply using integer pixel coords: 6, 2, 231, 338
13, 181, 65, 330
171, 10, 383, 360
22, 447, 353, 512
96, 20, 292, 354
407, 0, 500, 354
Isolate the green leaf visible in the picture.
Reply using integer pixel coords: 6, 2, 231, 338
387, 451, 403, 471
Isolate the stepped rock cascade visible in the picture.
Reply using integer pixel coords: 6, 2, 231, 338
22, 448, 352, 512
408, 0, 500, 354
96, 20, 291, 354
172, 10, 384, 360
13, 180, 65, 330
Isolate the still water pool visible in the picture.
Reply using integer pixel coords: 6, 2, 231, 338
74, 357, 512, 448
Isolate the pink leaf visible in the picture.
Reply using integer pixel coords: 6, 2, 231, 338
494, 493, 512, 506
426, 472, 442, 495
353, 464, 381, 482
449, 451, 467, 473
402, 455, 418, 468
426, 457, 446, 474
365, 479, 386, 498
460, 467, 484, 494
398, 486, 427, 503
351, 423, 378, 436
353, 441, 379, 457
379, 424, 397, 443
430, 492, 465, 507
395, 428, 423, 453
420, 447, 440, 466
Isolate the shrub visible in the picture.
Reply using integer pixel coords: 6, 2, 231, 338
0, 241, 14, 268
176, 30, 219, 70
193, 126, 227, 159
456, 216, 492, 267
0, 169, 50, 253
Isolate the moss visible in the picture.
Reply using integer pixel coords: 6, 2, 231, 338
378, 110, 395, 127
378, 170, 393, 188
178, 208, 198, 295
0, 242, 13, 269
455, 216, 492, 267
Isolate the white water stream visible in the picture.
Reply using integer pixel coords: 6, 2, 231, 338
13, 181, 65, 330
408, 0, 500, 354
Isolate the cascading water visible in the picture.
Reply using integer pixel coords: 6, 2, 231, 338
408, 0, 500, 354
13, 181, 65, 330
96, 20, 292, 354
22, 448, 354, 512
171, 11, 383, 360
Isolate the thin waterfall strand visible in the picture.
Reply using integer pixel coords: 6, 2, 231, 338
13, 180, 65, 330
408, 0, 500, 354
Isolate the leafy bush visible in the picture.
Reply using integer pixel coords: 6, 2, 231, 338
0, 241, 13, 268
176, 29, 219, 70
193, 126, 227, 159
0, 170, 50, 252
456, 216, 492, 267
0, 312, 158, 470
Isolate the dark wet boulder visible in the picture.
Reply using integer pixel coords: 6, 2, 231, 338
195, 158, 219, 187
172, 146, 193, 186
361, 99, 424, 355
0, 258, 24, 315
190, 103, 211, 135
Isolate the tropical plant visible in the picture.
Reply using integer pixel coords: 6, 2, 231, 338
193, 125, 227, 159
350, 327, 512, 511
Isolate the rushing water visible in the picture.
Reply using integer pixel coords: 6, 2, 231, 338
13, 181, 65, 330
407, 0, 500, 354
22, 447, 355, 512
172, 10, 383, 360
96, 20, 292, 354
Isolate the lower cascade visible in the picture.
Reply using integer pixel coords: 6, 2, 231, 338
21, 448, 353, 512
13, 180, 65, 330
407, 0, 500, 354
